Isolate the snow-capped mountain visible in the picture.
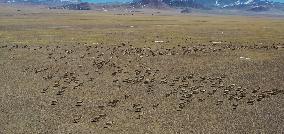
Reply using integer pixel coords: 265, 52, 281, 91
133, 0, 283, 10
214, 0, 275, 8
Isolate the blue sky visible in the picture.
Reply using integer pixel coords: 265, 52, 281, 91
81, 0, 284, 3
81, 0, 130, 3
274, 0, 284, 2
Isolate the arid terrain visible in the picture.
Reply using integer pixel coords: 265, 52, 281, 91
0, 5, 284, 133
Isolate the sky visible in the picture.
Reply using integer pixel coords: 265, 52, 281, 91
81, 0, 130, 3
81, 0, 284, 3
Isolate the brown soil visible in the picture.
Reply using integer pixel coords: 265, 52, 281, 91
0, 43, 283, 133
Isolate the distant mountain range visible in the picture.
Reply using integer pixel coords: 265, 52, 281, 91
133, 0, 284, 11
1, 0, 284, 12
0, 0, 81, 4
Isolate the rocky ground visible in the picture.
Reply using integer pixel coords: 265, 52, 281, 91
0, 43, 283, 133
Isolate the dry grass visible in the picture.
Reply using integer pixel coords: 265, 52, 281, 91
0, 5, 284, 134
0, 5, 284, 46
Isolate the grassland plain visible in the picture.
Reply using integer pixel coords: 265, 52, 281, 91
0, 5, 284, 46
0, 4, 284, 134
